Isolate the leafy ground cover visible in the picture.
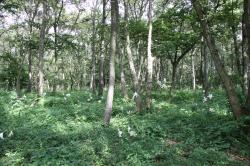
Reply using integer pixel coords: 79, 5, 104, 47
0, 89, 250, 165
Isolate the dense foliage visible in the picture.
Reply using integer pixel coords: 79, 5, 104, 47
0, 89, 250, 165
1, 0, 250, 165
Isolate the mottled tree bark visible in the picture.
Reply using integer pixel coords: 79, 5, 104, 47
124, 0, 142, 112
244, 0, 250, 111
104, 0, 119, 125
26, 1, 39, 92
120, 54, 128, 98
90, 5, 98, 94
98, 0, 106, 96
202, 37, 209, 97
38, 0, 48, 97
146, 0, 154, 110
192, 53, 196, 90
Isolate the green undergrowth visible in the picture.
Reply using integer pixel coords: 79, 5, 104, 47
0, 89, 250, 165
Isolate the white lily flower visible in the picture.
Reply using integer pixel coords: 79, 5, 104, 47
209, 108, 215, 112
118, 129, 123, 137
128, 126, 131, 132
208, 94, 213, 100
0, 133, 4, 140
129, 130, 137, 137
203, 97, 207, 103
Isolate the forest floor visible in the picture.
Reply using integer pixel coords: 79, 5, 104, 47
0, 89, 250, 165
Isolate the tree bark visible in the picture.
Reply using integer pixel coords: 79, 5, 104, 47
120, 54, 128, 98
90, 7, 97, 94
98, 0, 106, 96
124, 0, 142, 112
146, 0, 154, 110
26, 1, 39, 92
28, 48, 32, 92
170, 62, 177, 94
16, 71, 21, 98
244, 0, 250, 111
202, 37, 209, 97
38, 0, 48, 97
192, 53, 196, 90
192, 0, 245, 119
104, 0, 119, 125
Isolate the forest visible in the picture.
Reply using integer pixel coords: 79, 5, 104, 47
0, 0, 250, 165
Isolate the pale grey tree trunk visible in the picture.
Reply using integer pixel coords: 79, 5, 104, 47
202, 37, 209, 97
104, 0, 119, 125
192, 53, 196, 90
244, 0, 250, 112
98, 0, 106, 96
90, 4, 98, 94
120, 54, 128, 98
124, 0, 142, 112
38, 0, 48, 97
146, 0, 154, 110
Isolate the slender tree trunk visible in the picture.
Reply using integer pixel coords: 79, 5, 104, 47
120, 55, 128, 98
104, 0, 119, 125
179, 60, 184, 88
170, 62, 177, 94
244, 0, 250, 111
16, 71, 21, 98
27, 25, 33, 93
202, 37, 209, 97
98, 0, 106, 96
146, 0, 154, 110
53, 24, 58, 93
26, 1, 38, 92
28, 48, 32, 92
38, 0, 48, 97
232, 27, 242, 76
242, 1, 248, 95
91, 11, 97, 94
159, 58, 164, 82
124, 0, 142, 112
192, 0, 245, 119
192, 53, 196, 90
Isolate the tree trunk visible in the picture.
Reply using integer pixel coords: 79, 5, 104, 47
53, 24, 58, 93
16, 72, 21, 98
192, 0, 245, 119
38, 0, 48, 97
242, 0, 248, 96
170, 62, 177, 94
232, 25, 246, 94
244, 0, 250, 112
28, 49, 32, 92
104, 0, 119, 125
124, 0, 142, 112
146, 0, 154, 110
26, 1, 38, 92
232, 26, 242, 76
98, 0, 106, 96
120, 63, 128, 98
91, 10, 97, 94
201, 37, 209, 97
192, 53, 196, 90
